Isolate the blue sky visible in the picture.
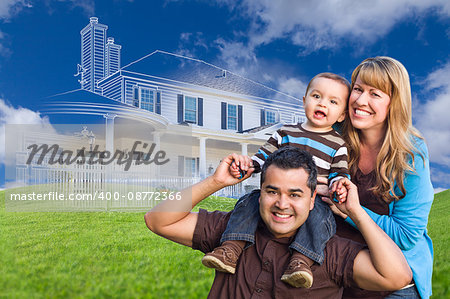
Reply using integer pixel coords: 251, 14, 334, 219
0, 0, 449, 191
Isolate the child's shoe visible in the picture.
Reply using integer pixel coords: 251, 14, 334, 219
201, 240, 244, 274
281, 252, 313, 288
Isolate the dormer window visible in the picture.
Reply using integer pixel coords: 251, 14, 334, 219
133, 86, 161, 114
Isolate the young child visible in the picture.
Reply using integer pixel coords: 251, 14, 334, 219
201, 73, 350, 288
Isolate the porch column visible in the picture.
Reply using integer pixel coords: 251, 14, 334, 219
199, 137, 207, 179
153, 131, 161, 177
104, 113, 117, 154
241, 143, 248, 156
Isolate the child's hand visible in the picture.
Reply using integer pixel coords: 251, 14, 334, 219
229, 161, 241, 179
330, 180, 348, 204
228, 153, 254, 180
330, 178, 363, 219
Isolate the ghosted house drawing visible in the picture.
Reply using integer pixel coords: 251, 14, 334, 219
96, 50, 305, 178
10, 17, 306, 205
72, 18, 305, 182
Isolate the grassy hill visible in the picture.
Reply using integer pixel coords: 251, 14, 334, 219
427, 189, 450, 298
0, 189, 448, 298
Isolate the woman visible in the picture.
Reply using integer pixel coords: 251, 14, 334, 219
331, 56, 434, 298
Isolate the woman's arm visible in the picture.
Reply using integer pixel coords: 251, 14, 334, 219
334, 179, 412, 291
344, 141, 434, 250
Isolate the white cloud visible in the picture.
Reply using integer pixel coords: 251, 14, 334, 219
0, 0, 32, 56
229, 0, 448, 50
0, 0, 31, 20
215, 37, 257, 74
214, 0, 450, 70
42, 0, 94, 16
429, 165, 450, 191
66, 0, 95, 16
414, 62, 450, 168
176, 32, 209, 58
277, 77, 307, 99
0, 99, 52, 164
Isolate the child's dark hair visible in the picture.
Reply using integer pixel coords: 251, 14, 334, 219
260, 146, 317, 192
305, 72, 351, 97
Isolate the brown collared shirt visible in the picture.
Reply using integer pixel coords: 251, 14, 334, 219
193, 209, 365, 299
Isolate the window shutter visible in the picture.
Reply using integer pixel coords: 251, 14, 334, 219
197, 97, 203, 126
221, 102, 227, 129
133, 87, 139, 107
156, 91, 161, 114
178, 156, 185, 177
260, 109, 266, 126
177, 94, 183, 123
238, 105, 243, 132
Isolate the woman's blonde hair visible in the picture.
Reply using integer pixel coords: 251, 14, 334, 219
343, 56, 423, 202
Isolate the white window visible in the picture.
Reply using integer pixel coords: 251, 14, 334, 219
184, 96, 197, 123
292, 114, 306, 124
227, 104, 237, 130
140, 88, 155, 112
184, 157, 197, 176
134, 86, 156, 112
265, 110, 277, 125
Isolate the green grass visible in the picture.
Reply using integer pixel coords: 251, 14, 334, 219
1, 189, 448, 298
428, 189, 450, 298
0, 192, 234, 298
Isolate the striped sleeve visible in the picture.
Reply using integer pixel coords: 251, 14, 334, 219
328, 145, 350, 185
251, 128, 284, 173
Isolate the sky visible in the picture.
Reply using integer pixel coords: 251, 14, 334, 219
0, 0, 449, 192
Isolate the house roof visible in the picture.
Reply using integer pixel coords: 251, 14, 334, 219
42, 89, 169, 128
239, 123, 279, 133
45, 89, 130, 108
121, 50, 301, 106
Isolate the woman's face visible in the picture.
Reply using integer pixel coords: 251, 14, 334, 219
349, 76, 391, 133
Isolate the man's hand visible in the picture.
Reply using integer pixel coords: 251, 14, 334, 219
316, 176, 329, 198
316, 176, 348, 219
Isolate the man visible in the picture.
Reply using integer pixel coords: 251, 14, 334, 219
145, 147, 412, 298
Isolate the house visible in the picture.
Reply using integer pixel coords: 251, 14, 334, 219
96, 49, 306, 180
8, 18, 306, 207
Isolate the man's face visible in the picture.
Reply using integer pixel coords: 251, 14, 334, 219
259, 165, 316, 239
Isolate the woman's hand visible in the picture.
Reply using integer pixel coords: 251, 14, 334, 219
331, 178, 364, 219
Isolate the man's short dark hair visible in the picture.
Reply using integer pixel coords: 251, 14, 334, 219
260, 146, 317, 192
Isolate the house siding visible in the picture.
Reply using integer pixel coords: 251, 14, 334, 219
100, 73, 303, 132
